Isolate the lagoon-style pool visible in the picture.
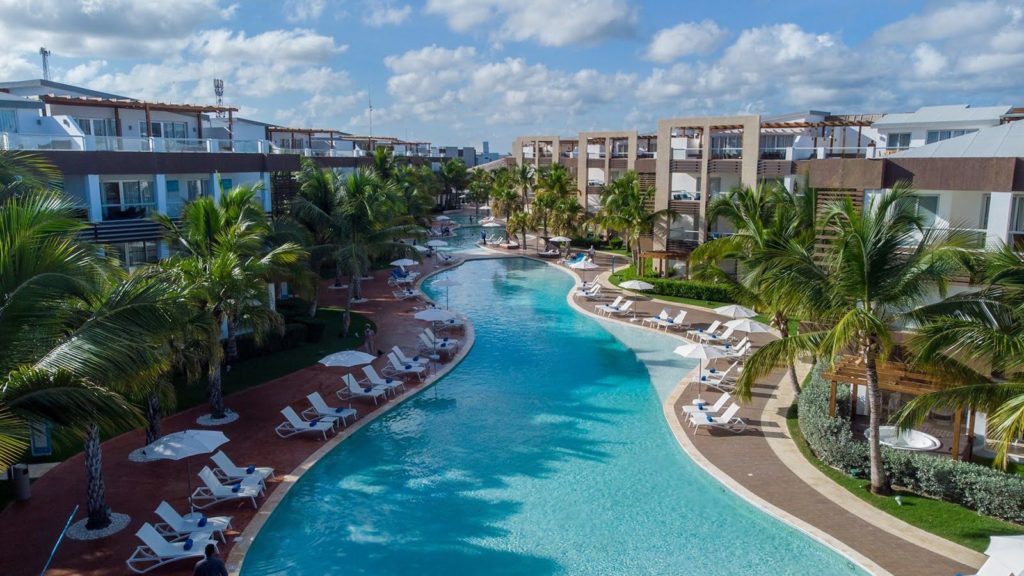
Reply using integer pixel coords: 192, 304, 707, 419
240, 258, 864, 575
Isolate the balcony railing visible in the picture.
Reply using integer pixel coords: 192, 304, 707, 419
2, 132, 274, 154
1, 132, 86, 151
711, 147, 743, 160
671, 148, 703, 160
102, 204, 155, 221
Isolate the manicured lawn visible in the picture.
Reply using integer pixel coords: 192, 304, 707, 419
174, 307, 372, 409
786, 404, 1024, 552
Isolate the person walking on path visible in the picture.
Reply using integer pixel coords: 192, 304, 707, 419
588, 245, 596, 260
364, 325, 376, 355
193, 544, 228, 576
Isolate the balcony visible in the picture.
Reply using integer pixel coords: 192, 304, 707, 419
671, 148, 702, 160
710, 147, 742, 160
101, 203, 155, 221
0, 132, 274, 154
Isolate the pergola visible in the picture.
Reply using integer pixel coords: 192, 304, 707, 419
265, 126, 349, 149
40, 95, 237, 139
822, 355, 974, 460
639, 249, 692, 276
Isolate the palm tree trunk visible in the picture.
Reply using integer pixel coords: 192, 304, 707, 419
308, 284, 319, 318
226, 320, 238, 363
84, 423, 111, 530
774, 312, 801, 398
145, 392, 161, 445
864, 345, 891, 495
342, 279, 353, 338
209, 362, 225, 419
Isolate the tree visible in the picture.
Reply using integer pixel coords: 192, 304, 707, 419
513, 163, 535, 208
439, 158, 469, 209
689, 181, 818, 396
372, 147, 397, 183
897, 244, 1024, 468
736, 184, 971, 494
507, 210, 530, 248
465, 170, 493, 218
596, 171, 675, 265
393, 164, 439, 227
156, 185, 304, 420
489, 167, 520, 241
532, 164, 577, 238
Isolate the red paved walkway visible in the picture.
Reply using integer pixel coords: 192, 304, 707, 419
0, 268, 464, 575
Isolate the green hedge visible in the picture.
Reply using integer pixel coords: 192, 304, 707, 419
799, 369, 1024, 523
642, 278, 733, 302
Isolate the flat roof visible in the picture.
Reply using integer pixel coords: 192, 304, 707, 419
0, 79, 130, 100
893, 119, 1024, 158
873, 104, 1012, 128
0, 92, 44, 109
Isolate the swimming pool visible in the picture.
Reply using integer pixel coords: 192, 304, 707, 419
241, 258, 865, 575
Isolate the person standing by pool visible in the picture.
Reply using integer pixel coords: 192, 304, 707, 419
193, 544, 227, 576
364, 325, 376, 355
588, 245, 596, 260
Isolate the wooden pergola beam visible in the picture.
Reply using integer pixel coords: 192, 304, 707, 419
40, 94, 236, 115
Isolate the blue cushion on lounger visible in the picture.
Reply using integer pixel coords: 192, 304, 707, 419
308, 419, 318, 427
404, 364, 412, 369
386, 379, 394, 384
231, 483, 241, 493
246, 465, 255, 474
706, 414, 714, 422
700, 375, 707, 381
709, 368, 717, 374
335, 407, 345, 413
697, 402, 705, 410
197, 516, 207, 527
184, 538, 194, 551
412, 356, 420, 361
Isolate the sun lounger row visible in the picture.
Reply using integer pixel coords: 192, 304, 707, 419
641, 308, 691, 331
687, 402, 746, 434
595, 296, 633, 317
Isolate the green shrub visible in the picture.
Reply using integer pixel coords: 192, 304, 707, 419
281, 323, 307, 350
799, 369, 1024, 523
299, 318, 327, 343
608, 237, 624, 249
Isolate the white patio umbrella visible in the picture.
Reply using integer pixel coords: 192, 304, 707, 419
985, 535, 1024, 575
620, 280, 654, 291
390, 258, 419, 267
724, 318, 773, 334
414, 308, 457, 359
412, 244, 429, 253
569, 259, 600, 283
426, 239, 449, 247
549, 236, 572, 243
432, 278, 461, 309
713, 304, 758, 319
481, 221, 504, 227
144, 430, 229, 511
673, 343, 730, 401
318, 350, 376, 367
434, 215, 451, 221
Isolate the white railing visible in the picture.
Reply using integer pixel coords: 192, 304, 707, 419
671, 148, 702, 160
1, 132, 86, 151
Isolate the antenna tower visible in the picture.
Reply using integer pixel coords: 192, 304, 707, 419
39, 47, 51, 81
213, 78, 225, 118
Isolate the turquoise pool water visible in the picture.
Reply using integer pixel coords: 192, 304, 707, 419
241, 258, 865, 575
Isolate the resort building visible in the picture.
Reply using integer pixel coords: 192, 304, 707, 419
0, 78, 480, 268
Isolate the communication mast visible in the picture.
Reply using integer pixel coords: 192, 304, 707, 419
39, 47, 51, 81
213, 78, 225, 118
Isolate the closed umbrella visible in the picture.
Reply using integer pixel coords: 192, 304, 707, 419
319, 350, 376, 367
713, 304, 757, 319
673, 343, 729, 401
723, 318, 773, 334
432, 278, 461, 309
145, 430, 229, 511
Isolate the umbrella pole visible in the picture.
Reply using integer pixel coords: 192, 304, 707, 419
187, 457, 194, 513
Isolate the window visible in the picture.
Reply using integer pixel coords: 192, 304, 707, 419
981, 194, 991, 230
118, 241, 159, 269
759, 134, 794, 159
140, 121, 188, 139
887, 133, 911, 150
711, 134, 742, 159
74, 118, 116, 136
1012, 196, 1024, 233
0, 110, 16, 132
101, 180, 155, 220
910, 195, 940, 227
925, 129, 976, 144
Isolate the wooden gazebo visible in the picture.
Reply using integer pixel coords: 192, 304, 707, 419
822, 355, 974, 460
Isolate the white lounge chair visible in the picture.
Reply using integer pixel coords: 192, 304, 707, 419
658, 310, 690, 331
725, 340, 753, 359
695, 325, 734, 344
362, 365, 407, 396
191, 466, 262, 510
688, 404, 746, 434
425, 328, 459, 349
211, 450, 274, 488
127, 522, 215, 574
641, 309, 670, 328
275, 406, 335, 440
682, 392, 732, 415
337, 373, 387, 405
302, 392, 358, 428
687, 320, 721, 341
595, 295, 623, 313
393, 288, 421, 300
386, 351, 427, 381
435, 316, 464, 332
153, 501, 232, 543
575, 284, 601, 299
392, 345, 429, 366
418, 332, 459, 357
607, 300, 634, 317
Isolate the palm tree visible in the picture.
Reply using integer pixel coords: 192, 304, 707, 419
507, 210, 530, 248
372, 147, 397, 183
897, 244, 1024, 468
0, 149, 61, 199
439, 159, 469, 209
596, 171, 675, 265
735, 184, 971, 494
532, 164, 577, 238
291, 159, 346, 316
689, 182, 818, 396
393, 164, 438, 227
466, 170, 493, 219
489, 168, 520, 241
156, 185, 304, 420
513, 163, 535, 208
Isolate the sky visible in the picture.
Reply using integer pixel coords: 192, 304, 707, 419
1, 0, 1022, 153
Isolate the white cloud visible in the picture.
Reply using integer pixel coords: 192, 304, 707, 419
0, 0, 236, 57
363, 1, 411, 27
873, 1, 1009, 44
284, 0, 326, 22
189, 29, 346, 64
0, 53, 37, 79
425, 0, 637, 47
911, 43, 947, 78
645, 20, 725, 62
